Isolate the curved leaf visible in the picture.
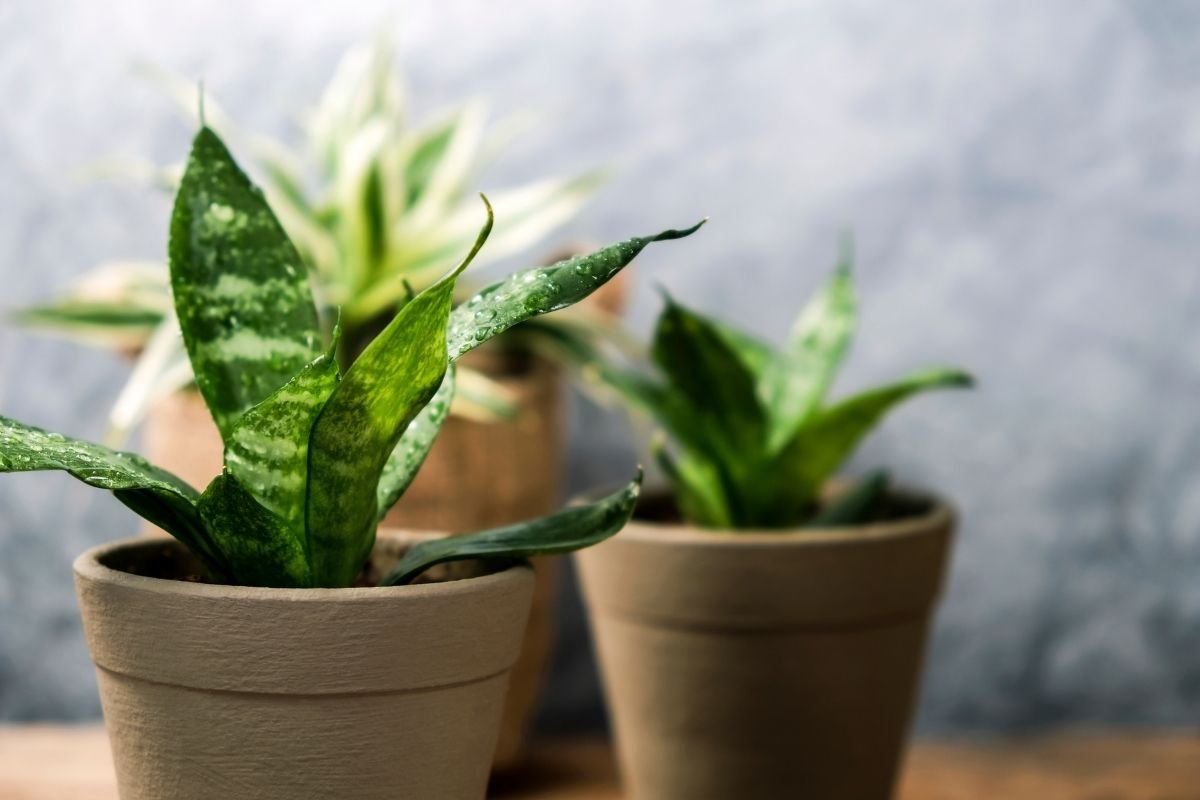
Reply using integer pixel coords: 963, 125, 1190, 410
445, 220, 706, 361
306, 202, 492, 587
759, 259, 856, 454
762, 368, 973, 524
381, 471, 642, 586
375, 365, 456, 520
0, 416, 224, 575
169, 126, 323, 441
804, 470, 890, 528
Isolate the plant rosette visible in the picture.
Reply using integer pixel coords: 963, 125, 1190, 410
0, 124, 702, 799
569, 257, 972, 799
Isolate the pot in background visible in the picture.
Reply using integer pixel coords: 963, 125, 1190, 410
74, 533, 534, 800
576, 491, 956, 800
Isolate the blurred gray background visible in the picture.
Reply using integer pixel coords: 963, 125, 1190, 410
2, 0, 1199, 734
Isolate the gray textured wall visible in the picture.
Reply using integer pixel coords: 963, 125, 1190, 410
2, 0, 1199, 733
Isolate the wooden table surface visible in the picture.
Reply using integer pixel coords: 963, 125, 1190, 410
2, 726, 1198, 799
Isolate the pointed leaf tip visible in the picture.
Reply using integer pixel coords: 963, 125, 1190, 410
650, 218, 707, 242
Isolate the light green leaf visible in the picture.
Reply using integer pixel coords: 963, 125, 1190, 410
445, 221, 707, 361
381, 471, 642, 586
375, 364, 456, 520
652, 439, 733, 528
765, 368, 973, 522
0, 416, 224, 576
169, 126, 323, 441
306, 202, 493, 587
197, 472, 310, 587
759, 260, 856, 454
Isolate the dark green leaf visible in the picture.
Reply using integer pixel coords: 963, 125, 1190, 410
804, 470, 890, 528
445, 220, 706, 361
651, 296, 765, 467
760, 261, 856, 454
306, 202, 492, 587
197, 472, 310, 587
0, 416, 225, 575
381, 471, 642, 586
169, 126, 323, 441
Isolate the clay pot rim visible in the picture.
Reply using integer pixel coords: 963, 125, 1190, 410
625, 486, 955, 548
73, 534, 530, 603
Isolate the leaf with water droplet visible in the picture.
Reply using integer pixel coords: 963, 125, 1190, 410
444, 220, 706, 361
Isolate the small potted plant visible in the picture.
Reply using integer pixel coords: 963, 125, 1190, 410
0, 124, 701, 800
569, 257, 972, 799
12, 38, 629, 769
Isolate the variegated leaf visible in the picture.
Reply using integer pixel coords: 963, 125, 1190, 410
224, 338, 341, 531
169, 126, 323, 441
197, 472, 310, 587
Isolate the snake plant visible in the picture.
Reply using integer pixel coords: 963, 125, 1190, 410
0, 126, 701, 587
13, 36, 607, 437
548, 252, 972, 529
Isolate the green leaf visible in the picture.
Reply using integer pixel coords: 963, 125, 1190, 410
169, 126, 323, 441
375, 364, 455, 520
0, 416, 225, 576
759, 260, 857, 454
381, 471, 642, 586
804, 470, 890, 528
766, 368, 973, 522
197, 472, 310, 587
652, 439, 733, 528
11, 302, 164, 333
651, 295, 765, 468
445, 220, 707, 361
306, 202, 493, 587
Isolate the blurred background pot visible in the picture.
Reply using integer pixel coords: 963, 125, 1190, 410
74, 533, 534, 800
576, 491, 956, 800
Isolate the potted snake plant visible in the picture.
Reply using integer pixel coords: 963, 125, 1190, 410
11, 37, 625, 769
0, 124, 701, 800
564, 256, 972, 799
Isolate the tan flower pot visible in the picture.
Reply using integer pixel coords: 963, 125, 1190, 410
141, 351, 564, 772
575, 492, 956, 800
74, 532, 534, 800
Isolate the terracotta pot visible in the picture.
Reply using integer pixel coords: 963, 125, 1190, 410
141, 352, 564, 772
74, 533, 534, 800
575, 492, 956, 800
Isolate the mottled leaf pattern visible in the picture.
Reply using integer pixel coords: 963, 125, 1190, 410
224, 344, 340, 529
170, 126, 322, 441
375, 365, 455, 520
759, 262, 856, 454
445, 220, 707, 361
197, 472, 310, 587
381, 472, 642, 586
